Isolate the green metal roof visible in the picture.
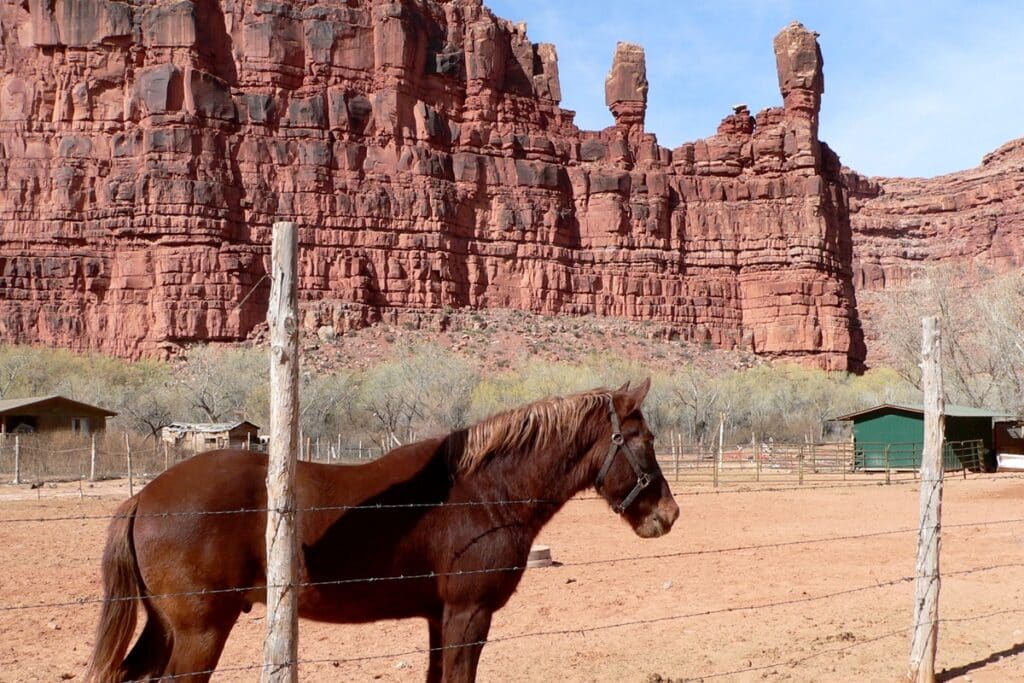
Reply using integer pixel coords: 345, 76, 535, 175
833, 403, 1015, 422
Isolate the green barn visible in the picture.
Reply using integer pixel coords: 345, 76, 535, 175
833, 404, 1011, 472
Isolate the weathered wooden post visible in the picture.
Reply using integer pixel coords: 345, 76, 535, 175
673, 432, 680, 481
885, 445, 892, 485
12, 435, 20, 485
264, 221, 300, 683
715, 413, 724, 487
798, 452, 805, 485
90, 433, 97, 481
755, 437, 762, 482
124, 433, 134, 497
907, 316, 944, 683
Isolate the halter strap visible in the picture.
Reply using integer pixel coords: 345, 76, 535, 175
594, 399, 656, 514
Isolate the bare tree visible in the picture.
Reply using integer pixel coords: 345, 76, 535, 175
359, 346, 479, 450
875, 267, 1024, 412
172, 346, 263, 422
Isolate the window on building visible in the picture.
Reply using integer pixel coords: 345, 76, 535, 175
71, 417, 90, 434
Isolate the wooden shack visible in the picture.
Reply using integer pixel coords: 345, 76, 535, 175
0, 395, 117, 435
163, 421, 261, 452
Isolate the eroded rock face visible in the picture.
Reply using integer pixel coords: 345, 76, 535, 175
0, 2, 865, 370
849, 138, 1024, 290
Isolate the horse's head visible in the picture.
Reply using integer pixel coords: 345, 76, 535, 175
593, 378, 679, 538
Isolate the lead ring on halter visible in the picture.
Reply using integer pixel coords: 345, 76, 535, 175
594, 398, 656, 514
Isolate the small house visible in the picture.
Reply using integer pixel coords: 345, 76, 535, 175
162, 421, 261, 452
0, 395, 117, 435
833, 403, 1013, 472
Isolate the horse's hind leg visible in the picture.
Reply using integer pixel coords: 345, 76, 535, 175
118, 603, 172, 680
161, 600, 240, 682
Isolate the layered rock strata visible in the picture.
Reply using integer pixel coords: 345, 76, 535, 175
0, 3, 865, 370
849, 138, 1024, 290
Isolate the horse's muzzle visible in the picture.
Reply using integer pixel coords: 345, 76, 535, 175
636, 497, 680, 538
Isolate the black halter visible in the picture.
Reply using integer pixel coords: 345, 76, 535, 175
594, 399, 656, 514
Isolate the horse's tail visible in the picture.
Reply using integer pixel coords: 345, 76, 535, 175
85, 496, 142, 682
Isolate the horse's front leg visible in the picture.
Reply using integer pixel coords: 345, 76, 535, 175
441, 603, 493, 682
426, 615, 443, 683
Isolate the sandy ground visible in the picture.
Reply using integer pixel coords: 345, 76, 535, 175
1, 475, 1023, 682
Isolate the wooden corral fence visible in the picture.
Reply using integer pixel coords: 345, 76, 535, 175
0, 431, 190, 485
1, 431, 989, 490
653, 438, 987, 487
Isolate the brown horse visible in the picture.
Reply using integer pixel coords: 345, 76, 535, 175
86, 379, 678, 682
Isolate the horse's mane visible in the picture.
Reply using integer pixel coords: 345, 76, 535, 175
456, 388, 612, 474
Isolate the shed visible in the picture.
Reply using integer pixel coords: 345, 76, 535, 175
0, 395, 117, 435
163, 420, 261, 452
833, 404, 1012, 472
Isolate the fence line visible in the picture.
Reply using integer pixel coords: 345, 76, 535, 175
1, 431, 994, 488
7, 473, 1024, 525
3, 518, 1023, 614
109, 561, 1024, 682
9, 475, 1024, 528
4, 478, 1024, 677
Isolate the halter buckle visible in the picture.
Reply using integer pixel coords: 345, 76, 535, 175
611, 432, 625, 446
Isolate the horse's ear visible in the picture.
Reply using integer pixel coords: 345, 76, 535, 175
616, 381, 631, 393
623, 377, 652, 413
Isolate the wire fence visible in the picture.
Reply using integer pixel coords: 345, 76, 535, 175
2, 443, 1024, 679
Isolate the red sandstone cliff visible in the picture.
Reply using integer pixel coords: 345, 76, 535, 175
849, 138, 1024, 290
0, 2, 865, 370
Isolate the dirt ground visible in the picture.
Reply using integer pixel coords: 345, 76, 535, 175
1, 475, 1023, 682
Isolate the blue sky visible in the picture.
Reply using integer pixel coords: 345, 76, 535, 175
485, 0, 1024, 178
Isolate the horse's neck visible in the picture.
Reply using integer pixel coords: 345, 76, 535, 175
463, 439, 600, 533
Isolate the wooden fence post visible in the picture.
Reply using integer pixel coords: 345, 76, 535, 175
12, 435, 20, 485
715, 413, 724, 488
755, 438, 762, 482
885, 445, 892, 485
264, 221, 300, 683
907, 316, 944, 683
124, 433, 133, 497
90, 433, 97, 481
673, 432, 680, 481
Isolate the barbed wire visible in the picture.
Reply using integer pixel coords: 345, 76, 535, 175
121, 561, 1024, 681
54, 513, 1024, 581
3, 518, 1022, 614
6, 472, 1024, 525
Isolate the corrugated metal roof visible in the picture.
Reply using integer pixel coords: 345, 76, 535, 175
165, 421, 260, 434
0, 394, 118, 417
833, 403, 1015, 421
